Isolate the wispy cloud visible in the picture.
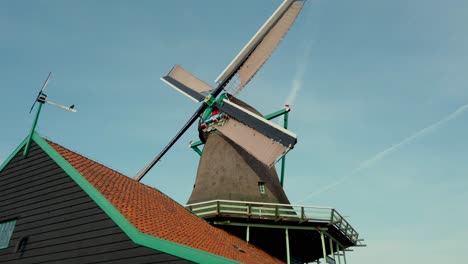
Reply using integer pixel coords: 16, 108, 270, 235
297, 103, 468, 203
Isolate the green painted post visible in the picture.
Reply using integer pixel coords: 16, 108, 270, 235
329, 237, 335, 261
264, 108, 289, 120
343, 247, 347, 264
336, 243, 342, 264
192, 146, 203, 156
285, 228, 290, 264
320, 231, 327, 263
189, 141, 204, 156
23, 103, 43, 157
280, 111, 289, 186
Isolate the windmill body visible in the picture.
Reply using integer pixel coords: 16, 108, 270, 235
188, 98, 290, 205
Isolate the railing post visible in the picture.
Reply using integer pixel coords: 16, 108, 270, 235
285, 228, 290, 264
275, 205, 279, 220
301, 206, 305, 221
330, 209, 335, 225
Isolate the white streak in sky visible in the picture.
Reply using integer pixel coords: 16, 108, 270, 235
284, 3, 315, 108
284, 42, 312, 107
297, 103, 468, 203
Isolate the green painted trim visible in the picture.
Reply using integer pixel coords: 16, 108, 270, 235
191, 107, 290, 157
0, 137, 28, 173
204, 94, 216, 106
201, 105, 215, 121
264, 107, 289, 121
31, 133, 239, 264
192, 146, 203, 156
280, 111, 289, 187
24, 103, 43, 157
190, 140, 204, 148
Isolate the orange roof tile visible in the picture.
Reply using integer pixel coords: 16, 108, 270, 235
46, 139, 284, 264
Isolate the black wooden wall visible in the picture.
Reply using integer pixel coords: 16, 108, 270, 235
0, 142, 193, 264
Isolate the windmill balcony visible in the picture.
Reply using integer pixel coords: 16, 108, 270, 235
186, 199, 361, 246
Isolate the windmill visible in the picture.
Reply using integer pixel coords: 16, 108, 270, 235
134, 1, 364, 263
23, 72, 77, 157
134, 0, 304, 182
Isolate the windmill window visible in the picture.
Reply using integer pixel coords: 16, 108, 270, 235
258, 182, 266, 194
0, 220, 16, 249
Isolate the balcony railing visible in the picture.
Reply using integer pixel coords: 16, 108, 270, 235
186, 199, 359, 244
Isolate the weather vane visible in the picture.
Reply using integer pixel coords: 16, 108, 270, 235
23, 72, 77, 157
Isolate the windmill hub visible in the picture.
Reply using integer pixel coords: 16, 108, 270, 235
38, 93, 47, 103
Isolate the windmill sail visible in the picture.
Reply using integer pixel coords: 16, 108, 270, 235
216, 99, 297, 167
161, 64, 214, 102
215, 0, 305, 96
217, 99, 296, 147
134, 1, 305, 181
217, 119, 291, 167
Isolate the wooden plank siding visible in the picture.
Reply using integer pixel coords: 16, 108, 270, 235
0, 142, 193, 264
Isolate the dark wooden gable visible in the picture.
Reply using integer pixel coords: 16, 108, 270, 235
0, 141, 192, 264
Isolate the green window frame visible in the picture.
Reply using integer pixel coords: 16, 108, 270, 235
0, 220, 16, 249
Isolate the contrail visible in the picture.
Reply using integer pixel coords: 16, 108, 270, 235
284, 3, 315, 108
297, 103, 468, 203
284, 43, 311, 107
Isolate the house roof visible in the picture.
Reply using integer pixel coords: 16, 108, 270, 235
35, 135, 284, 264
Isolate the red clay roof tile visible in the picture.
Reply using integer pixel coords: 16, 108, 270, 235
46, 139, 284, 264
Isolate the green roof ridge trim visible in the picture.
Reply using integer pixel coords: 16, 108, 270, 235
30, 133, 240, 264
0, 136, 28, 172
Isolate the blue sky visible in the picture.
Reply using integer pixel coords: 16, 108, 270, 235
1, 0, 468, 263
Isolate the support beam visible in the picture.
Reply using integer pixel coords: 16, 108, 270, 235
246, 225, 250, 244
280, 111, 288, 186
329, 237, 335, 262
285, 228, 290, 264
189, 141, 204, 156
343, 247, 347, 264
191, 146, 203, 156
320, 231, 327, 264
263, 107, 290, 120
336, 243, 342, 264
